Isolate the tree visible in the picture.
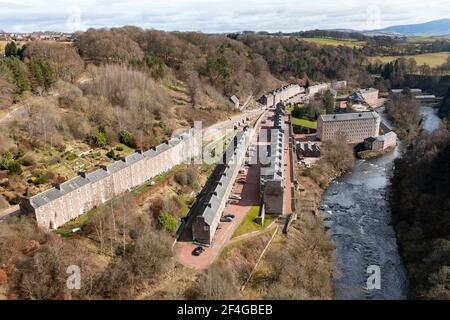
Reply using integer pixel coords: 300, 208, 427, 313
5, 42, 18, 57
29, 58, 55, 92
0, 57, 31, 94
157, 212, 179, 235
119, 130, 134, 148
91, 129, 107, 147
322, 90, 335, 114
22, 42, 84, 82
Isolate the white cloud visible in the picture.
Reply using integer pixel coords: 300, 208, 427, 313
0, 0, 449, 32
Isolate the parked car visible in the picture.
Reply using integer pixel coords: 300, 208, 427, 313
239, 169, 247, 174
238, 179, 247, 184
230, 194, 242, 200
224, 214, 235, 219
192, 246, 205, 256
221, 216, 233, 223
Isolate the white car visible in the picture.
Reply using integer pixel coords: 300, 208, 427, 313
230, 195, 242, 201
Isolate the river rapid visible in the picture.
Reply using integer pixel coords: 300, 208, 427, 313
322, 106, 441, 300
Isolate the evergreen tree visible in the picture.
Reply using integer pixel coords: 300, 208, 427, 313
5, 42, 17, 57
322, 90, 335, 114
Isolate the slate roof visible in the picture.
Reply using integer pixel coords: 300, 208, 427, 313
30, 176, 90, 209
85, 168, 110, 183
319, 112, 380, 122
199, 130, 249, 226
26, 129, 198, 210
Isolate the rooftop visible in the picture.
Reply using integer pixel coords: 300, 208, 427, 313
319, 112, 380, 122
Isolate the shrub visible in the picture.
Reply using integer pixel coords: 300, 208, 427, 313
157, 212, 179, 235
91, 130, 107, 147
7, 161, 22, 175
119, 130, 134, 148
106, 149, 117, 160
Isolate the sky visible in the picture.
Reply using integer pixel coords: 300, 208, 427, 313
1, 0, 450, 33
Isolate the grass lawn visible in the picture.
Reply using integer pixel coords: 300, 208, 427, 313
368, 52, 450, 68
178, 194, 196, 217
298, 37, 365, 48
54, 208, 99, 237
131, 164, 186, 196
232, 205, 279, 239
292, 117, 317, 129
221, 227, 275, 258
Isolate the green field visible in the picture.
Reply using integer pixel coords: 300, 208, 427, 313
368, 52, 450, 68
291, 117, 317, 129
232, 205, 278, 239
298, 37, 365, 48
406, 35, 450, 43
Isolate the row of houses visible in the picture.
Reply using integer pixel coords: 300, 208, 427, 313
20, 129, 202, 230
260, 106, 286, 214
260, 81, 347, 109
261, 84, 304, 108
192, 129, 251, 245
296, 142, 321, 158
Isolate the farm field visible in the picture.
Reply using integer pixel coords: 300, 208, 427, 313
368, 52, 450, 67
298, 37, 365, 48
406, 35, 450, 43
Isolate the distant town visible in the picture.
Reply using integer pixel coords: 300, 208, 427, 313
0, 31, 74, 43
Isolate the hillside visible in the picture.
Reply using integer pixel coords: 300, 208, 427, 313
369, 18, 450, 36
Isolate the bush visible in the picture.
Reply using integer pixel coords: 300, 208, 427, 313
106, 149, 117, 160
7, 161, 22, 175
9, 194, 21, 205
186, 263, 239, 300
119, 130, 134, 148
157, 212, 179, 235
91, 129, 107, 147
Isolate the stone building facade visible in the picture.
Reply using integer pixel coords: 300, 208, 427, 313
364, 131, 397, 151
192, 129, 251, 245
349, 88, 379, 107
260, 106, 286, 214
317, 112, 381, 143
261, 84, 303, 108
20, 129, 202, 230
306, 83, 330, 96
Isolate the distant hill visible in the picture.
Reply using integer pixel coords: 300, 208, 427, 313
367, 18, 450, 36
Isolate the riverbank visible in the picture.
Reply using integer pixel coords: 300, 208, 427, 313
389, 105, 449, 299
357, 146, 396, 160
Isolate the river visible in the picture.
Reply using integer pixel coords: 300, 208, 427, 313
322, 106, 442, 300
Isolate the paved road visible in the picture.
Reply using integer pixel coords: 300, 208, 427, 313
283, 115, 294, 215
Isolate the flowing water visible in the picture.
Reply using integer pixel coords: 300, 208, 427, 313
322, 106, 441, 300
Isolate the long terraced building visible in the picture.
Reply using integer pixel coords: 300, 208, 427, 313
20, 129, 202, 230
